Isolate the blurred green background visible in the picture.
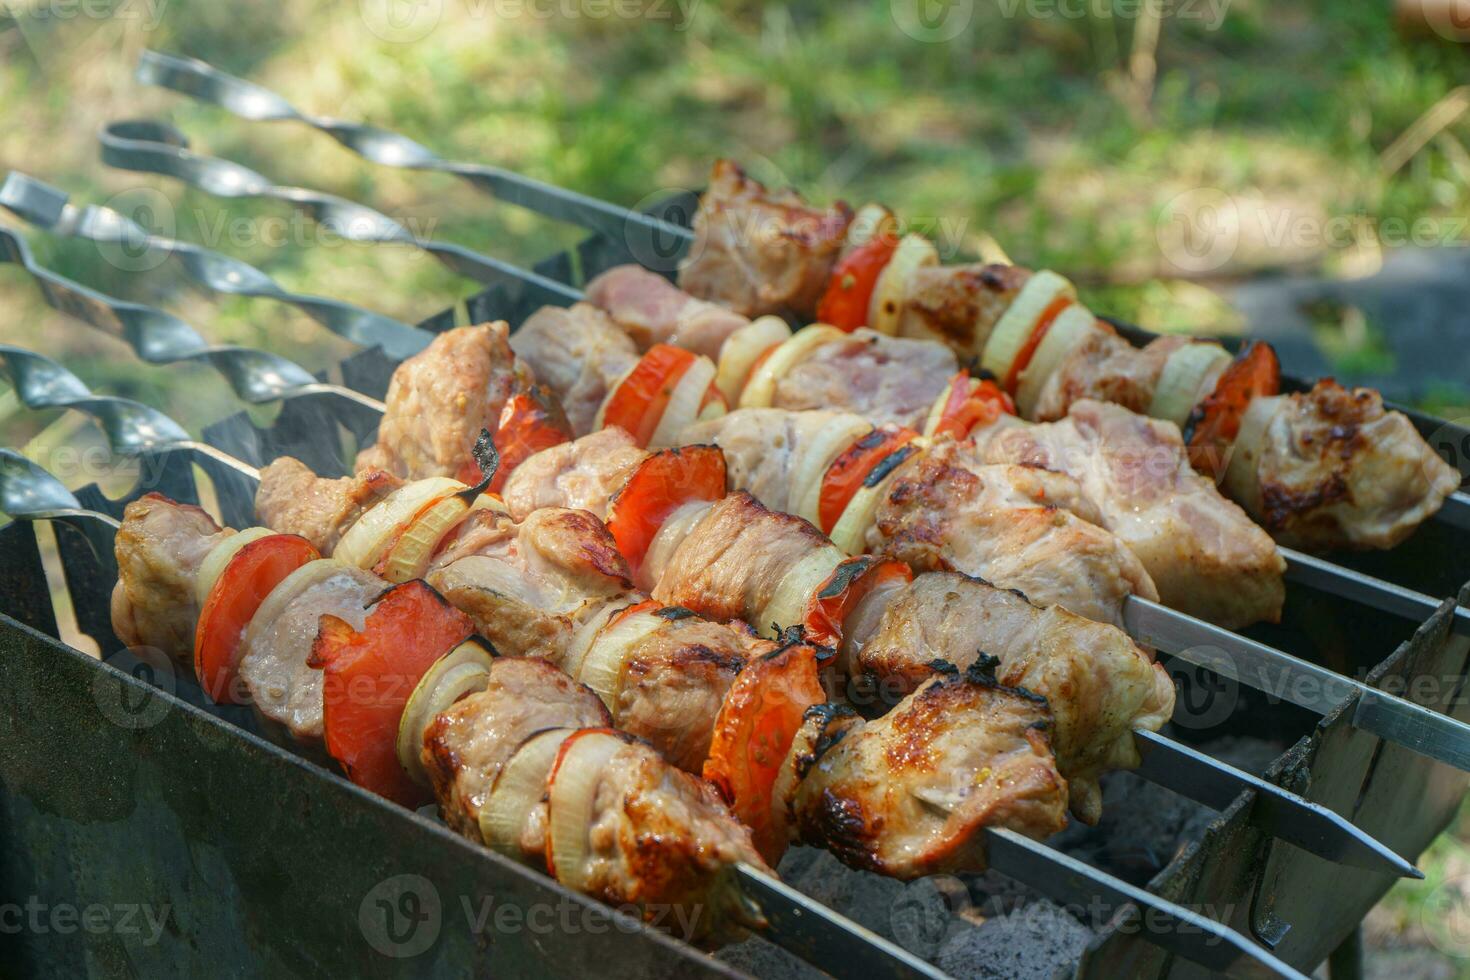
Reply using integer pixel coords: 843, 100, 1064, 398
3, 1, 1470, 974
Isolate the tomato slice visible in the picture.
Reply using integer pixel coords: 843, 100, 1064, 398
1002, 295, 1074, 394
603, 344, 699, 447
803, 556, 913, 648
817, 427, 918, 535
606, 444, 728, 576
934, 373, 1015, 440
702, 641, 826, 863
194, 533, 320, 704
466, 390, 574, 493
1184, 341, 1281, 480
816, 234, 901, 331
311, 580, 475, 807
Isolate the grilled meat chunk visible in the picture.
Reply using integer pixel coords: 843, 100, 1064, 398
501, 427, 647, 521
237, 561, 382, 742
678, 159, 853, 320
422, 656, 611, 842
510, 303, 640, 436
682, 407, 857, 516
550, 730, 770, 946
609, 615, 765, 772
652, 492, 830, 626
1243, 381, 1462, 550
853, 571, 1173, 823
587, 264, 751, 361
787, 664, 1068, 878
1031, 333, 1187, 423
255, 456, 403, 554
871, 453, 1158, 628
111, 493, 233, 663
967, 401, 1286, 629
356, 322, 529, 480
427, 507, 633, 663
773, 329, 956, 430
896, 263, 1032, 365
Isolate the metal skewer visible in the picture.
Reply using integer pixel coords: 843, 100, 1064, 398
0, 173, 429, 360
0, 446, 1307, 980
132, 49, 1470, 532
0, 343, 1420, 878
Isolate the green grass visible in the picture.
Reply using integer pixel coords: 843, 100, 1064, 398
3, 3, 1470, 971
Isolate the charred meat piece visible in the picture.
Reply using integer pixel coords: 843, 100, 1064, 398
896, 263, 1032, 366
968, 400, 1286, 629
427, 507, 633, 663
501, 427, 647, 521
854, 571, 1173, 824
787, 662, 1069, 878
587, 264, 751, 361
356, 322, 531, 480
423, 656, 611, 842
510, 303, 640, 436
677, 159, 853, 320
773, 329, 956, 430
871, 453, 1158, 628
255, 457, 403, 554
1244, 381, 1462, 550
111, 493, 233, 663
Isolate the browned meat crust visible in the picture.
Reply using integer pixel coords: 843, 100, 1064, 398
255, 456, 402, 553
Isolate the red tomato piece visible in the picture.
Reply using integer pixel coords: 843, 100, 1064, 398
194, 533, 320, 704
1003, 295, 1074, 394
702, 641, 826, 864
606, 444, 728, 576
602, 344, 699, 447
311, 580, 475, 807
817, 427, 918, 535
816, 234, 900, 331
934, 373, 1015, 440
468, 390, 573, 493
803, 556, 913, 648
1185, 341, 1281, 480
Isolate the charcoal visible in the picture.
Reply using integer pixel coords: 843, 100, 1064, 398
935, 900, 1095, 980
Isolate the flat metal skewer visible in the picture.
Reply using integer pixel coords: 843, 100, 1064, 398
0, 343, 1419, 878
0, 172, 430, 360
132, 49, 694, 253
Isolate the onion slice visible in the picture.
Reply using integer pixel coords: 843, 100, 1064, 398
757, 546, 844, 639
377, 494, 471, 584
715, 316, 792, 406
195, 526, 275, 605
979, 270, 1076, 382
395, 639, 495, 787
335, 477, 466, 570
1223, 394, 1283, 513
1015, 305, 1104, 417
575, 608, 666, 704
841, 203, 898, 257
1149, 342, 1233, 428
649, 355, 720, 449
867, 234, 938, 335
829, 444, 922, 555
480, 728, 574, 861
739, 325, 847, 409
789, 418, 874, 525
546, 729, 633, 887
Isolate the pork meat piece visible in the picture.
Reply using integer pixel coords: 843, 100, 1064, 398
501, 427, 647, 521
896, 263, 1032, 366
586, 264, 751, 361
111, 493, 233, 664
677, 159, 853, 320
509, 303, 641, 436
255, 456, 403, 554
773, 329, 956, 430
1031, 332, 1187, 422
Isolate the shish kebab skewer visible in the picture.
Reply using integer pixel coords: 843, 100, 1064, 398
51, 128, 1464, 628
0, 343, 1424, 879
0, 451, 1313, 980
2, 229, 1467, 777
126, 51, 1466, 550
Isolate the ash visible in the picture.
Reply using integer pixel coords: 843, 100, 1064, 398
715, 733, 1282, 979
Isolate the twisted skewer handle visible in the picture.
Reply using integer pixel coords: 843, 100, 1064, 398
99, 120, 583, 309
0, 172, 430, 360
134, 49, 693, 254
